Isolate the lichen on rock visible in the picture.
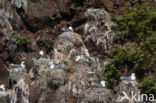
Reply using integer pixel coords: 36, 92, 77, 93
84, 8, 116, 54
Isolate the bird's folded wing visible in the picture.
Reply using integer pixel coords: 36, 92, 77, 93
54, 64, 64, 69
91, 82, 102, 87
11, 64, 21, 68
120, 77, 131, 80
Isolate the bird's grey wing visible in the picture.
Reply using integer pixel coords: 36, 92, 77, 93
66, 29, 71, 32
120, 77, 131, 80
55, 65, 61, 69
60, 64, 65, 69
81, 59, 88, 63
76, 59, 82, 63
11, 64, 20, 68
55, 64, 65, 69
91, 83, 102, 87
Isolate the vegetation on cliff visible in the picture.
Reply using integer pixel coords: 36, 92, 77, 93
8, 31, 30, 47
109, 1, 156, 94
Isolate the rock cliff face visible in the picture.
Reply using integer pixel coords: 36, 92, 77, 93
84, 8, 115, 55
0, 0, 155, 103
0, 31, 142, 103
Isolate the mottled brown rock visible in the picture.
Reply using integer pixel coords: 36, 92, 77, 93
29, 86, 41, 103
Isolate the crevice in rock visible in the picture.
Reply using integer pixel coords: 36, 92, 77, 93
9, 79, 17, 89
16, 7, 25, 14
15, 7, 35, 32
72, 0, 85, 7
60, 10, 75, 21
72, 18, 86, 28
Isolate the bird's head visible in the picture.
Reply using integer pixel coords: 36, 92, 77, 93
39, 51, 44, 56
85, 23, 90, 28
21, 61, 25, 65
21, 61, 25, 68
76, 55, 81, 60
68, 26, 73, 31
131, 73, 135, 76
100, 80, 106, 86
1, 84, 5, 88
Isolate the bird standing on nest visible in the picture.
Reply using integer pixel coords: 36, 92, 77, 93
61, 26, 73, 32
0, 84, 5, 91
120, 73, 136, 81
91, 80, 106, 88
11, 61, 25, 68
49, 60, 65, 69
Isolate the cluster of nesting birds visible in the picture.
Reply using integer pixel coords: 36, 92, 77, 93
61, 26, 73, 32
38, 49, 136, 88
0, 26, 136, 91
89, 73, 136, 88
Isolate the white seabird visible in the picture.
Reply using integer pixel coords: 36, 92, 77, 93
120, 73, 136, 81
61, 26, 73, 32
49, 61, 65, 69
88, 71, 96, 74
91, 80, 106, 88
100, 80, 106, 87
0, 84, 5, 91
83, 23, 90, 34
75, 55, 89, 63
11, 61, 25, 68
68, 26, 73, 32
39, 50, 44, 57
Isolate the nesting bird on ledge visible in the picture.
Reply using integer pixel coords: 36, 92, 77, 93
49, 60, 65, 69
11, 61, 25, 68
0, 84, 5, 91
61, 26, 73, 32
91, 80, 106, 88
39, 50, 44, 57
75, 55, 89, 63
120, 73, 136, 81
36, 50, 44, 59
